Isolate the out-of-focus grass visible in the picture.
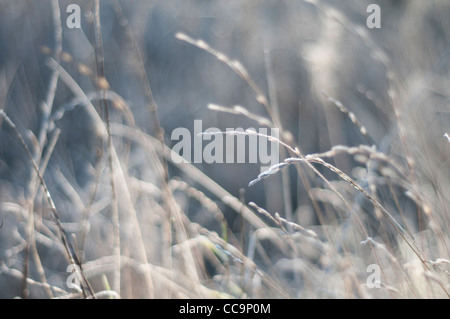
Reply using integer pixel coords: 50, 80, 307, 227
0, 0, 449, 298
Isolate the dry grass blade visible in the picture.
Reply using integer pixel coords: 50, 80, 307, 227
321, 91, 376, 146
308, 144, 407, 178
91, 0, 121, 296
175, 33, 273, 123
110, 0, 170, 185
0, 262, 68, 297
198, 129, 297, 154
0, 110, 95, 298
248, 202, 317, 239
207, 104, 273, 127
21, 0, 62, 299
36, 0, 62, 150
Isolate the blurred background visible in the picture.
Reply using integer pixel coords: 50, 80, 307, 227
0, 0, 449, 298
